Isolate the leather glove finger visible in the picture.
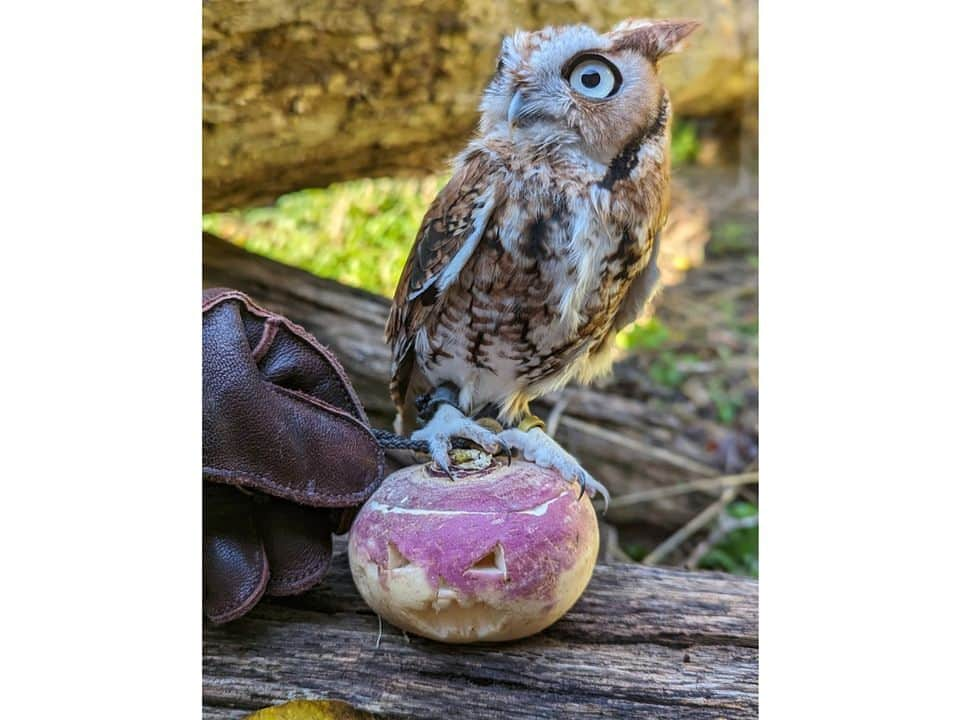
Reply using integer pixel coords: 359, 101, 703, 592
255, 496, 335, 597
203, 483, 269, 624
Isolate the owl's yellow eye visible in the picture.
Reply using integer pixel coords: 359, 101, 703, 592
566, 55, 621, 99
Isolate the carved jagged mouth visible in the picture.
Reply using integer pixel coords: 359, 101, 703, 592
403, 575, 508, 641
434, 576, 459, 610
406, 598, 507, 641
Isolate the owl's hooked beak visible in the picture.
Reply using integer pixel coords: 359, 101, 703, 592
507, 91, 525, 128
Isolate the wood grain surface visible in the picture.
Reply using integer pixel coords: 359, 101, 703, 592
203, 546, 758, 719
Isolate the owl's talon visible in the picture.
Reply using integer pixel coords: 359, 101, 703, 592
498, 426, 609, 512
424, 434, 455, 477
429, 451, 455, 479
497, 440, 513, 465
576, 469, 610, 513
412, 402, 505, 473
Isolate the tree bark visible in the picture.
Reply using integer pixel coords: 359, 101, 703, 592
203, 0, 758, 211
203, 232, 737, 530
203, 544, 758, 719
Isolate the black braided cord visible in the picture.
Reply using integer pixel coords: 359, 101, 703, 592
371, 428, 427, 452
371, 428, 474, 453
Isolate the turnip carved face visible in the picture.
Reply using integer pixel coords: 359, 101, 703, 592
348, 458, 599, 643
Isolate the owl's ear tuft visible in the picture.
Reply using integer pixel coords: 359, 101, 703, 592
609, 18, 700, 60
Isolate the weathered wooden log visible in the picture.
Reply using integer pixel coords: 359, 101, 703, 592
203, 0, 758, 211
203, 232, 732, 530
202, 545, 758, 719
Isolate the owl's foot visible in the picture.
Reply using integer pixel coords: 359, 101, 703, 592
411, 403, 508, 477
498, 425, 610, 512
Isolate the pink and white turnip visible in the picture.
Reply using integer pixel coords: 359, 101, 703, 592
348, 454, 599, 643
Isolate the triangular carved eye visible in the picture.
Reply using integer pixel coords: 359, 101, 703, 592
387, 541, 411, 570
467, 542, 506, 577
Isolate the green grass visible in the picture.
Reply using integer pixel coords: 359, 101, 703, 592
698, 502, 759, 577
615, 316, 671, 351
203, 174, 448, 298
648, 350, 700, 390
621, 501, 758, 578
709, 220, 752, 257
671, 119, 700, 166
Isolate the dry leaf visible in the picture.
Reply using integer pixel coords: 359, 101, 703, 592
247, 699, 376, 720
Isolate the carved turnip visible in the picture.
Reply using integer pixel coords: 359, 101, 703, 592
348, 454, 599, 643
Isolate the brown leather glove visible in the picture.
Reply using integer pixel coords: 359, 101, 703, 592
203, 288, 384, 623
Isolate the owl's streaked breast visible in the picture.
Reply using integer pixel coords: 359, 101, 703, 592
415, 149, 656, 415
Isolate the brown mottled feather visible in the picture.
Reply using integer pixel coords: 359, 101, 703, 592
386, 151, 500, 413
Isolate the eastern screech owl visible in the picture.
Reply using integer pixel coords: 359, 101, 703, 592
386, 19, 699, 502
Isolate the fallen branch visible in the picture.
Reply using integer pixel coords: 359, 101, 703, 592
608, 472, 758, 509
643, 486, 739, 566
544, 394, 569, 438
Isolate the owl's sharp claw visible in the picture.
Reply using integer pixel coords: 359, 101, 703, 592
497, 440, 512, 465
579, 469, 610, 515
425, 435, 455, 478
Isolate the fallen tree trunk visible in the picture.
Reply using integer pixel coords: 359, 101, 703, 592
203, 233, 735, 529
203, 544, 758, 719
203, 0, 758, 211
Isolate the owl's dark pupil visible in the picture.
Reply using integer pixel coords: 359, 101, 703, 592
582, 71, 601, 89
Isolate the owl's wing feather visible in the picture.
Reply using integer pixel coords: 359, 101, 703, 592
612, 229, 662, 334
386, 150, 500, 409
